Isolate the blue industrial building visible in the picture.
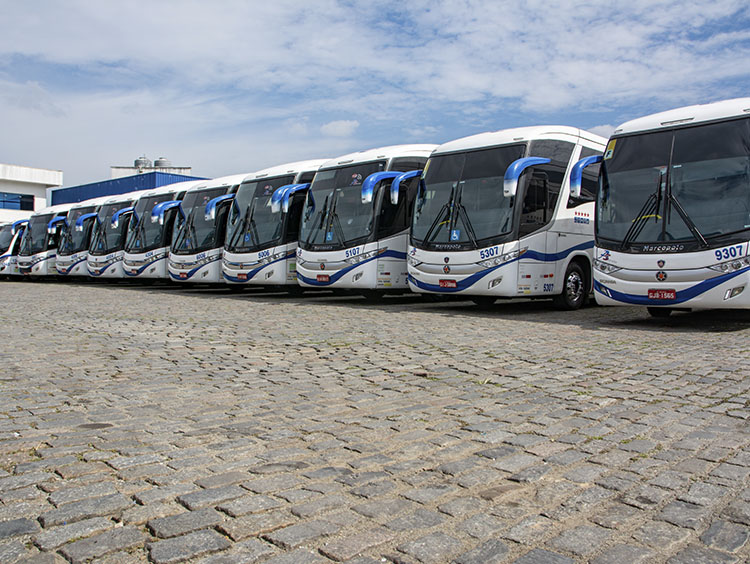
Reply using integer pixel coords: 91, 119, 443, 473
50, 171, 207, 205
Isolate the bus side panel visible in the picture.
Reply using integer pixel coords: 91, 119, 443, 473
376, 232, 408, 289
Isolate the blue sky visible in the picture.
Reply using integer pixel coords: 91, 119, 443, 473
1, 0, 749, 187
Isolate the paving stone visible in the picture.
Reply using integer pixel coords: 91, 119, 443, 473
149, 529, 231, 564
511, 548, 574, 564
39, 493, 133, 527
218, 509, 296, 541
402, 485, 452, 504
494, 454, 540, 473
0, 518, 40, 539
59, 527, 145, 564
133, 483, 196, 505
47, 481, 118, 507
148, 507, 224, 538
722, 500, 750, 525
217, 494, 283, 517
121, 501, 185, 526
621, 485, 673, 509
241, 475, 301, 494
352, 498, 415, 519
589, 503, 641, 529
0, 540, 27, 563
291, 494, 349, 518
666, 545, 740, 564
34, 517, 113, 551
263, 519, 340, 549
590, 543, 654, 564
679, 482, 730, 506
504, 516, 555, 544
633, 520, 691, 549
700, 520, 749, 552
454, 539, 509, 564
319, 527, 395, 561
0, 472, 54, 492
260, 548, 328, 564
178, 485, 246, 510
386, 509, 445, 531
396, 531, 462, 563
546, 524, 610, 557
437, 496, 481, 517
457, 513, 504, 539
195, 471, 252, 489
194, 538, 277, 563
658, 500, 711, 530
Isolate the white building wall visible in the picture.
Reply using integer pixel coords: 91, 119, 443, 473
0, 164, 63, 223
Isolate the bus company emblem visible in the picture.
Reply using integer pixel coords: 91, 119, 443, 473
657, 260, 665, 268
319, 263, 325, 271
444, 257, 449, 263
656, 271, 668, 282
409, 248, 417, 256
443, 265, 451, 274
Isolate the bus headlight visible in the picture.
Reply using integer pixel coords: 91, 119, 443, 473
709, 257, 750, 273
594, 259, 622, 274
260, 252, 286, 265
724, 285, 745, 300
477, 248, 526, 269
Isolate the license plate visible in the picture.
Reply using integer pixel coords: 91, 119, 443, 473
317, 274, 330, 282
179, 272, 187, 279
648, 289, 676, 300
238, 273, 247, 280
439, 279, 457, 288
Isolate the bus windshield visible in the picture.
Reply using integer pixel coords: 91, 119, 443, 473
172, 188, 227, 254
412, 144, 526, 249
125, 193, 174, 253
225, 175, 295, 253
90, 202, 132, 256
598, 117, 750, 249
299, 161, 385, 250
58, 206, 97, 255
19, 213, 55, 255
0, 224, 13, 254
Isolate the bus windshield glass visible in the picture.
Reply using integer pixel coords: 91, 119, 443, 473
90, 202, 132, 256
125, 193, 174, 253
19, 213, 55, 255
299, 161, 385, 249
171, 188, 227, 254
598, 117, 750, 248
58, 206, 97, 255
0, 224, 13, 254
225, 175, 295, 252
412, 144, 526, 248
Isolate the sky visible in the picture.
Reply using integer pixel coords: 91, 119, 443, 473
1, 0, 749, 187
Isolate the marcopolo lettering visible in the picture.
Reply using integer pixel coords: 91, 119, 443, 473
640, 244, 685, 253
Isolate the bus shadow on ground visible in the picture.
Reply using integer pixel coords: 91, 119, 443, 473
107, 282, 750, 334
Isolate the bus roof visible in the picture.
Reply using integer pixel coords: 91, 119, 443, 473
188, 173, 251, 192
613, 97, 750, 136
30, 202, 75, 217
134, 179, 207, 200
242, 159, 330, 183
432, 126, 606, 156
320, 144, 438, 170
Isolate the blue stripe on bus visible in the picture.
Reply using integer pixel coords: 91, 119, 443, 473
123, 255, 167, 277
594, 266, 750, 305
168, 255, 221, 281
297, 249, 406, 286
58, 257, 87, 275
223, 252, 294, 283
409, 241, 593, 293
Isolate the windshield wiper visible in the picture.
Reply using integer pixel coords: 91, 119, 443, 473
423, 183, 456, 243
620, 171, 664, 250
305, 195, 330, 245
326, 191, 346, 246
454, 183, 478, 247
668, 193, 709, 247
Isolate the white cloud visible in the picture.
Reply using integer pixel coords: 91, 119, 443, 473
320, 120, 360, 137
0, 1, 749, 184
588, 124, 617, 139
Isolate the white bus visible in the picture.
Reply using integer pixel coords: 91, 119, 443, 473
222, 160, 328, 287
407, 126, 606, 309
87, 192, 145, 279
0, 220, 29, 278
588, 98, 750, 316
17, 204, 73, 277
55, 197, 109, 278
165, 174, 247, 283
296, 145, 436, 294
122, 180, 204, 280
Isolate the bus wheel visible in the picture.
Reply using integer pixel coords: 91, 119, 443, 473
554, 262, 587, 310
647, 307, 672, 318
471, 296, 496, 308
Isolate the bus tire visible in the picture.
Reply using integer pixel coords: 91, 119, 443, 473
553, 262, 587, 310
647, 307, 673, 318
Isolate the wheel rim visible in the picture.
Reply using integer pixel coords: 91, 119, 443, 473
565, 271, 584, 303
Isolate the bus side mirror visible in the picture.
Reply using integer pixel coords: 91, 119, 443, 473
569, 155, 603, 198
111, 206, 135, 229
205, 194, 235, 221
503, 157, 551, 197
390, 170, 422, 205
152, 201, 183, 225
12, 219, 28, 235
361, 172, 400, 204
47, 216, 67, 235
74, 213, 97, 232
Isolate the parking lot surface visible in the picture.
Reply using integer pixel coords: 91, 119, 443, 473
0, 280, 749, 564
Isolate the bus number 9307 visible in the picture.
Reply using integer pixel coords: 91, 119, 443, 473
715, 245, 744, 261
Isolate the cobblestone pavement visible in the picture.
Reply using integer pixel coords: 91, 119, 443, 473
0, 280, 749, 564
